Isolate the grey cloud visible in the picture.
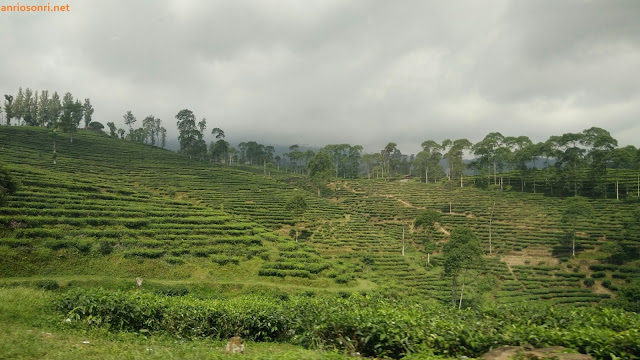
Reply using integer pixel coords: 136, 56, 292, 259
1, 0, 639, 155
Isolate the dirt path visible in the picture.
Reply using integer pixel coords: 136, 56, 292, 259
381, 194, 425, 209
436, 223, 450, 236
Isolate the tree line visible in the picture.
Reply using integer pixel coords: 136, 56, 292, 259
2, 87, 95, 141
178, 122, 638, 199
308, 127, 639, 199
115, 110, 168, 149
3, 89, 637, 199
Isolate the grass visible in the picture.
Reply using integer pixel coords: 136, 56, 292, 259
0, 287, 356, 360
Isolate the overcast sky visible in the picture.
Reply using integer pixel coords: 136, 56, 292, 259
2, 0, 639, 154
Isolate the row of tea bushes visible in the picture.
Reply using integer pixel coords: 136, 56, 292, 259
57, 288, 640, 359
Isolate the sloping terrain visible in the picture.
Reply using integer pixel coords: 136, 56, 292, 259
1, 126, 638, 306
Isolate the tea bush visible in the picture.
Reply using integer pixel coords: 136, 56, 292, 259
57, 288, 640, 359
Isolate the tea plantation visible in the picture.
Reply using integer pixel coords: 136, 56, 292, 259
1, 126, 639, 359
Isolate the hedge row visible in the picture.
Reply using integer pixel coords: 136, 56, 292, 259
57, 288, 640, 359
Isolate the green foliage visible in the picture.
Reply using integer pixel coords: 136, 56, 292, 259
35, 279, 59, 291
414, 210, 441, 229
307, 151, 333, 195
561, 196, 594, 256
97, 240, 114, 255
56, 289, 640, 359
285, 194, 307, 213
443, 227, 483, 306
613, 280, 640, 312
175, 109, 206, 159
584, 277, 595, 287
0, 165, 18, 205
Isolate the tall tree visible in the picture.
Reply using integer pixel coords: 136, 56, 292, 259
154, 118, 162, 145
381, 142, 398, 179
83, 98, 94, 129
561, 196, 594, 257
443, 139, 472, 187
176, 109, 205, 159
416, 140, 444, 183
37, 90, 50, 127
198, 118, 207, 133
307, 151, 334, 196
123, 110, 136, 133
551, 133, 586, 196
70, 99, 84, 142
443, 227, 483, 308
506, 136, 533, 192
286, 144, 303, 173
106, 122, 117, 137
211, 127, 225, 139
472, 132, 505, 185
361, 153, 379, 179
23, 88, 35, 126
582, 127, 618, 198
323, 144, 361, 178
13, 87, 24, 124
414, 210, 441, 265
48, 92, 62, 128
59, 92, 76, 141
142, 115, 157, 145
160, 127, 167, 148
3, 95, 14, 125
209, 139, 230, 163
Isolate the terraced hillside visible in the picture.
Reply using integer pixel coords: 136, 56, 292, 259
1, 126, 638, 307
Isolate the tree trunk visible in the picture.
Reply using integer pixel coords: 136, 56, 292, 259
616, 180, 619, 201
401, 227, 405, 257
459, 271, 467, 310
574, 163, 578, 196
451, 274, 458, 307
295, 230, 299, 242
572, 228, 576, 257
533, 169, 536, 193
426, 168, 428, 184
427, 252, 430, 266
460, 174, 463, 188
493, 161, 497, 185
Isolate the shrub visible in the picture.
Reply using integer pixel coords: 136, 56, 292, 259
55, 289, 640, 359
584, 277, 595, 287
165, 256, 185, 265
123, 249, 165, 259
97, 240, 114, 255
602, 279, 618, 291
155, 287, 189, 297
35, 279, 59, 291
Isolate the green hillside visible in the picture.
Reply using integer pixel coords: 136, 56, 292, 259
1, 126, 639, 359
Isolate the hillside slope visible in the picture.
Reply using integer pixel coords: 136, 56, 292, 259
1, 126, 638, 306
